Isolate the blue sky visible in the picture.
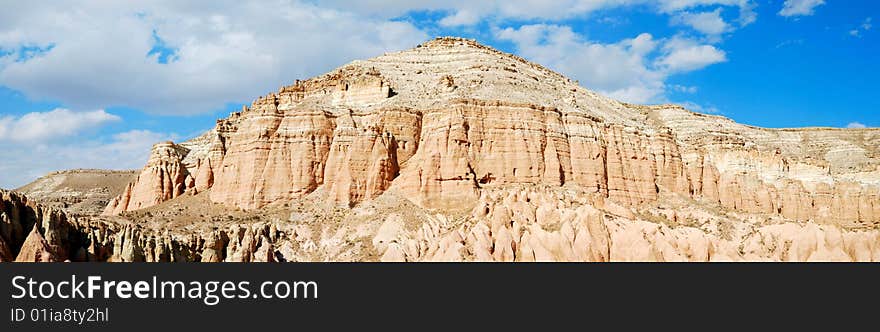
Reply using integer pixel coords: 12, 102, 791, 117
0, 0, 876, 188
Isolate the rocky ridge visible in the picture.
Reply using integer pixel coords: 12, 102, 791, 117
104, 37, 879, 227
12, 36, 877, 262
17, 169, 137, 216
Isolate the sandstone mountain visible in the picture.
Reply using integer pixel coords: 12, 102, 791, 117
7, 37, 879, 262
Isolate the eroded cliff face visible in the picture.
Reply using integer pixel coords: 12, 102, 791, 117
10, 179, 880, 263
367, 187, 880, 262
104, 142, 193, 215
16, 185, 880, 262
82, 37, 880, 262
2, 190, 280, 262
104, 37, 879, 229
1, 190, 80, 262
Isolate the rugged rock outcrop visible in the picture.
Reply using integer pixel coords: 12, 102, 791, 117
3, 189, 292, 262
0, 238, 12, 262
25, 185, 877, 262
74, 36, 880, 262
104, 37, 880, 232
11, 180, 879, 262
368, 187, 880, 262
104, 142, 193, 215
2, 190, 79, 262
15, 224, 58, 262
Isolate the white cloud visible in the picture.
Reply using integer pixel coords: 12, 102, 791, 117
658, 37, 727, 72
0, 109, 120, 142
656, 0, 756, 27
736, 1, 758, 26
439, 10, 482, 27
496, 25, 662, 103
0, 1, 427, 115
656, 0, 748, 12
0, 107, 167, 188
779, 0, 825, 17
669, 48, 726, 69
680, 101, 722, 114
495, 24, 725, 104
673, 9, 731, 35
846, 122, 867, 129
297, 1, 760, 30
0, 1, 747, 115
0, 129, 176, 188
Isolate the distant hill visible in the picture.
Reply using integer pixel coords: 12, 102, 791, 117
16, 169, 137, 216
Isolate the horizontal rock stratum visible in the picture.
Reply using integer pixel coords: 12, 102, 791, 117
105, 37, 880, 223
13, 36, 876, 262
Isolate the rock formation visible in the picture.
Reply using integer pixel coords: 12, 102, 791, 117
15, 224, 58, 262
12, 36, 875, 262
16, 169, 137, 216
2, 190, 75, 262
12, 183, 880, 262
368, 186, 880, 262
104, 37, 879, 227
104, 143, 193, 215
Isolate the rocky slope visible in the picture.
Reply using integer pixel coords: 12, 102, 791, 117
18, 36, 877, 262
17, 169, 137, 216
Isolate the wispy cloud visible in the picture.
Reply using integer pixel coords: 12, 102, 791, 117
850, 17, 872, 37
779, 0, 826, 17
846, 122, 868, 129
681, 101, 722, 115
671, 85, 699, 94
0, 109, 119, 142
775, 39, 805, 48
